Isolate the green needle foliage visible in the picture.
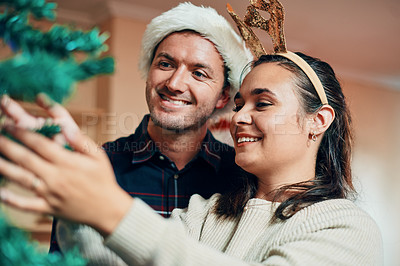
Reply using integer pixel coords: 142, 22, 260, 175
0, 0, 115, 264
0, 0, 114, 103
0, 212, 86, 266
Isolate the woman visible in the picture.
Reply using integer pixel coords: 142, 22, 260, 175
0, 53, 382, 265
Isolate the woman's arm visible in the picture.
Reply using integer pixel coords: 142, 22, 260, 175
0, 124, 132, 236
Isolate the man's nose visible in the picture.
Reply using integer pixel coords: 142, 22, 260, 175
165, 67, 189, 93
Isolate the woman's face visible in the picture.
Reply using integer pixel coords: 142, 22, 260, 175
230, 63, 312, 178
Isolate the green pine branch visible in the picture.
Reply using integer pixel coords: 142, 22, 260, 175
0, 212, 86, 265
0, 0, 114, 103
0, 51, 114, 103
0, 0, 57, 20
0, 13, 109, 58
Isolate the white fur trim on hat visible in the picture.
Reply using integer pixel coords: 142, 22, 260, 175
138, 2, 254, 115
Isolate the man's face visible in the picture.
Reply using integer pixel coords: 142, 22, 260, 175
146, 32, 229, 132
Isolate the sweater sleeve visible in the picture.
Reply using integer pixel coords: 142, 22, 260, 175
104, 196, 260, 266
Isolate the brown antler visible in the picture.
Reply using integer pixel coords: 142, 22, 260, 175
227, 0, 329, 105
227, 3, 266, 58
244, 0, 286, 53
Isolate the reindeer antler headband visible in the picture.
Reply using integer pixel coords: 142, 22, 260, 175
227, 0, 328, 105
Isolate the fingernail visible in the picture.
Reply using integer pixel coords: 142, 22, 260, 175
37, 93, 55, 108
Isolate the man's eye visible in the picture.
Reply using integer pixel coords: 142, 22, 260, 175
159, 61, 172, 68
193, 71, 206, 79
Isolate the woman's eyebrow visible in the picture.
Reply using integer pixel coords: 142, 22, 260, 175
251, 88, 276, 97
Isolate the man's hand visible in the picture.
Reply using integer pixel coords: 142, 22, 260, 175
0, 125, 133, 237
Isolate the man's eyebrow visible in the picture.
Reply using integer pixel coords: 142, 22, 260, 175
251, 88, 277, 98
156, 52, 174, 61
234, 92, 242, 100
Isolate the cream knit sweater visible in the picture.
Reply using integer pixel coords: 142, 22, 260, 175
58, 194, 383, 265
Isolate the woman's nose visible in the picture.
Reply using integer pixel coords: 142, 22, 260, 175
232, 108, 252, 125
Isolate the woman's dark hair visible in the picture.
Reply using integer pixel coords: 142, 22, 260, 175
216, 52, 355, 221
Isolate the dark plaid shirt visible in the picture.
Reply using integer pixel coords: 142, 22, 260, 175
50, 114, 240, 253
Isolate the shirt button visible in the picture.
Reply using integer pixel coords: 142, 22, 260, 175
174, 174, 179, 179
159, 155, 165, 160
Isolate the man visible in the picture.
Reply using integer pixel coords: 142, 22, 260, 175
0, 2, 253, 253
100, 2, 252, 217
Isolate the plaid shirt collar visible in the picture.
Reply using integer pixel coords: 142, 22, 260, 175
131, 115, 222, 171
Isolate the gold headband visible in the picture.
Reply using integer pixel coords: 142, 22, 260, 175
227, 0, 328, 105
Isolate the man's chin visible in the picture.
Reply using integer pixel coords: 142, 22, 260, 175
150, 113, 184, 130
150, 113, 207, 133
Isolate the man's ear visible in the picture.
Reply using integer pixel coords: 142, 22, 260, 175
215, 86, 231, 109
311, 105, 335, 135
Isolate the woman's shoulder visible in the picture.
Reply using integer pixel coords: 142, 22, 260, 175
189, 193, 222, 207
170, 194, 222, 238
299, 198, 374, 220
171, 194, 221, 219
290, 199, 382, 241
258, 199, 382, 265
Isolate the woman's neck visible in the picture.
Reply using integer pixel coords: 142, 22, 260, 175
254, 157, 316, 201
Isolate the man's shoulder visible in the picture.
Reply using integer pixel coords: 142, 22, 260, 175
102, 115, 150, 154
205, 134, 238, 172
102, 133, 139, 153
206, 132, 235, 155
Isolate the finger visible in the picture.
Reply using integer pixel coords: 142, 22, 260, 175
0, 95, 45, 129
0, 134, 55, 175
65, 128, 102, 158
2, 126, 71, 164
36, 94, 79, 140
1, 115, 44, 133
0, 115, 18, 128
53, 133, 68, 146
0, 188, 51, 214
0, 157, 44, 192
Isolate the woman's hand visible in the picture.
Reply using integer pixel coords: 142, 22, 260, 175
0, 125, 133, 237
0, 94, 79, 142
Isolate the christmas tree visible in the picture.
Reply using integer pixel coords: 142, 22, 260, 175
0, 0, 114, 264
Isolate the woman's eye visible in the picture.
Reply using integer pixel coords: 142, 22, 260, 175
256, 102, 271, 108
